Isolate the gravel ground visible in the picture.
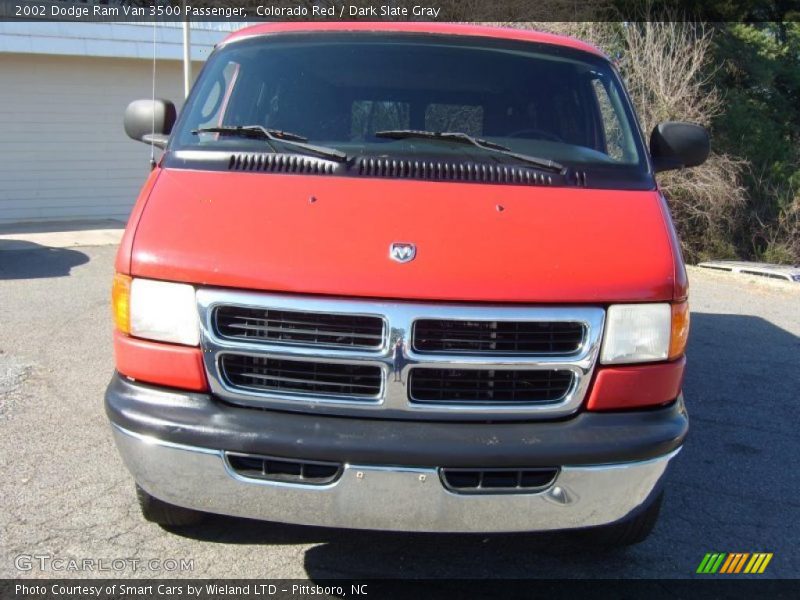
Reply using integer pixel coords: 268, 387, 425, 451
0, 244, 798, 580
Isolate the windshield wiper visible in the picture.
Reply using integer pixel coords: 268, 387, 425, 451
375, 129, 564, 173
192, 126, 348, 162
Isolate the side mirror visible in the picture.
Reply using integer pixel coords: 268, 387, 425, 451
649, 121, 710, 173
124, 99, 177, 149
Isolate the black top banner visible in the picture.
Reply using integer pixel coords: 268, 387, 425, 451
1, 0, 799, 22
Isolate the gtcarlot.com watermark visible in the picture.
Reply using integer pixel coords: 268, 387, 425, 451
14, 553, 194, 573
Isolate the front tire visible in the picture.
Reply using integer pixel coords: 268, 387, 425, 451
576, 491, 663, 547
135, 484, 206, 527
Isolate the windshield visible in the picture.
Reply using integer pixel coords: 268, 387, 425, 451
171, 33, 650, 184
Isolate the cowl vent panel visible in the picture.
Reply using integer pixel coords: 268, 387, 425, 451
355, 157, 554, 186
228, 153, 338, 175
226, 152, 557, 186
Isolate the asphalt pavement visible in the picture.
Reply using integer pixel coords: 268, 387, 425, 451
1, 242, 798, 579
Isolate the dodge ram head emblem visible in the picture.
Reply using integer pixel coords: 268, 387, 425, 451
389, 243, 416, 263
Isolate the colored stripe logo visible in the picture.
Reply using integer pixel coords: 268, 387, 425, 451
697, 553, 773, 574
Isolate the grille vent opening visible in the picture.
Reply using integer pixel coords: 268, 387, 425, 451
221, 355, 382, 399
215, 306, 384, 349
408, 368, 573, 404
413, 319, 584, 355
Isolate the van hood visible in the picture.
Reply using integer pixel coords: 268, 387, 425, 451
129, 168, 676, 303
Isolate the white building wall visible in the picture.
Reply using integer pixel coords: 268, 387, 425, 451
0, 21, 235, 61
0, 53, 197, 223
0, 22, 235, 224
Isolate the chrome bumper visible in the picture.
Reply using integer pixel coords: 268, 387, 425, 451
112, 424, 679, 533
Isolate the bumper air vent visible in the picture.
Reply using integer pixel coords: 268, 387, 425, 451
215, 305, 385, 350
226, 452, 342, 485
413, 319, 585, 355
408, 368, 573, 404
220, 355, 382, 399
441, 467, 559, 493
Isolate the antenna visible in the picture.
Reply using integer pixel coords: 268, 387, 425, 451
183, 0, 192, 98
150, 19, 157, 170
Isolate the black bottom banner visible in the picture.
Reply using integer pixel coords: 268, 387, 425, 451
2, 579, 799, 600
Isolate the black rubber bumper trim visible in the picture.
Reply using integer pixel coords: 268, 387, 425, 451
105, 373, 688, 468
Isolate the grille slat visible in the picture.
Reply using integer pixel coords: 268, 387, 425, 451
409, 368, 573, 404
226, 316, 383, 333
419, 334, 580, 343
215, 306, 384, 349
221, 355, 382, 399
234, 372, 381, 390
414, 319, 584, 354
410, 384, 566, 392
243, 363, 378, 380
226, 323, 383, 341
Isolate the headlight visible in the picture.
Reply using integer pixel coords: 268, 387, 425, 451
112, 275, 199, 346
600, 303, 672, 364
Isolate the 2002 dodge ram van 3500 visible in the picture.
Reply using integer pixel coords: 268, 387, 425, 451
108, 23, 707, 545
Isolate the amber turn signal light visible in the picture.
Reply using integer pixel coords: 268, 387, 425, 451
669, 301, 690, 360
112, 273, 132, 334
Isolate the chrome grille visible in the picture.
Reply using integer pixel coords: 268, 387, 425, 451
408, 368, 574, 404
198, 291, 605, 421
220, 355, 382, 399
413, 319, 585, 354
215, 305, 384, 349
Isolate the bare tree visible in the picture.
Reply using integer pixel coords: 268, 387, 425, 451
748, 177, 800, 263
508, 20, 747, 262
620, 21, 746, 261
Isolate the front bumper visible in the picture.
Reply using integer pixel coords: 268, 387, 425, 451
106, 374, 687, 533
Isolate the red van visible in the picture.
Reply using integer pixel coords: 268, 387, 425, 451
108, 23, 706, 545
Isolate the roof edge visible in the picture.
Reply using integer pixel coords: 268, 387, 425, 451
220, 22, 607, 59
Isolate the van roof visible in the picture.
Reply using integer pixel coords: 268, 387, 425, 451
220, 22, 606, 58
